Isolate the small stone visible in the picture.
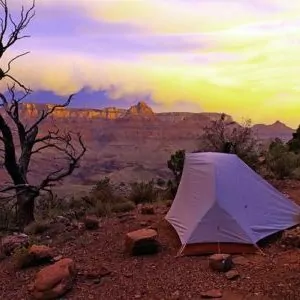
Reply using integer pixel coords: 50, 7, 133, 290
201, 289, 223, 298
225, 269, 240, 280
208, 253, 233, 272
125, 228, 160, 255
53, 255, 63, 262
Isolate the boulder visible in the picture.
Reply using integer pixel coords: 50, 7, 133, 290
15, 244, 54, 269
1, 233, 29, 256
201, 289, 223, 298
30, 258, 76, 299
208, 253, 233, 272
125, 228, 160, 255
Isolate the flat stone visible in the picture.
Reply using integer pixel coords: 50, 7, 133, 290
225, 269, 240, 280
125, 228, 160, 255
201, 289, 223, 298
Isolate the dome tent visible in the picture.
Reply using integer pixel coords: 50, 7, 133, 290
165, 152, 300, 255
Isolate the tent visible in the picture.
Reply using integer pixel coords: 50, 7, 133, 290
165, 152, 300, 255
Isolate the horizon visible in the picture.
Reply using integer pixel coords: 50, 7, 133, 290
20, 98, 295, 129
1, 0, 300, 127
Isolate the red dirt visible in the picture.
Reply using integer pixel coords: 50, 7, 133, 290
0, 183, 300, 300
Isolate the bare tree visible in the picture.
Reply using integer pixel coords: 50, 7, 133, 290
0, 1, 86, 229
199, 113, 259, 169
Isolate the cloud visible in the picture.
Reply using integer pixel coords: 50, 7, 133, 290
2, 0, 300, 128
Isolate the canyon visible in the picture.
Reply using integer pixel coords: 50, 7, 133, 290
0, 101, 296, 192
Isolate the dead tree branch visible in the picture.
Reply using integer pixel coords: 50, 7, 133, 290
0, 0, 35, 92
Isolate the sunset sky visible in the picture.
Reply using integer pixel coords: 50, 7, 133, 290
4, 0, 300, 127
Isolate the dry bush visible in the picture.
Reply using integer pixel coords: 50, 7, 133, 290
23, 221, 50, 235
129, 180, 159, 204
87, 177, 135, 217
199, 114, 260, 170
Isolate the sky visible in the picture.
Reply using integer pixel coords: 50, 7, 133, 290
2, 0, 300, 127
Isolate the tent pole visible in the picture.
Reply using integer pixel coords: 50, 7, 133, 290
175, 243, 186, 258
255, 244, 267, 256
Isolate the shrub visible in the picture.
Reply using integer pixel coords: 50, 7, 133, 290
199, 113, 260, 170
167, 150, 185, 186
111, 201, 135, 213
87, 177, 136, 217
24, 221, 50, 235
287, 125, 300, 154
265, 140, 300, 179
129, 180, 159, 204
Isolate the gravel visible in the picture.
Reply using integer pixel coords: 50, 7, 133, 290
0, 201, 300, 299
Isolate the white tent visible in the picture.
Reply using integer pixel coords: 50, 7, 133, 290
165, 152, 300, 255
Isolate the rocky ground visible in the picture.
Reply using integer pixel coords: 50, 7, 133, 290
0, 183, 300, 300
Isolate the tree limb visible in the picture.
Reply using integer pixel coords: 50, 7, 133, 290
0, 0, 35, 58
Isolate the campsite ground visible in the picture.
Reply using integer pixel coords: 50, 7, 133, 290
0, 181, 300, 300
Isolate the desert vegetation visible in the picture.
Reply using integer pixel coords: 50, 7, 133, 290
0, 0, 86, 230
0, 1, 299, 300
167, 115, 300, 193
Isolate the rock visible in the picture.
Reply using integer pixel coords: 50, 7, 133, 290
30, 258, 76, 299
16, 245, 54, 269
52, 255, 63, 262
225, 269, 240, 280
201, 289, 223, 298
125, 228, 160, 255
208, 253, 233, 272
140, 205, 155, 215
1, 234, 29, 255
83, 216, 99, 230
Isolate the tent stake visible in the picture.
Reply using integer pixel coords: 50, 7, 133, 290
175, 243, 186, 258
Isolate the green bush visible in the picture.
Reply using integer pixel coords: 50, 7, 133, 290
129, 180, 159, 204
87, 177, 136, 217
265, 140, 300, 179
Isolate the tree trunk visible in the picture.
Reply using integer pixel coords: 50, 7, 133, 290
16, 190, 35, 230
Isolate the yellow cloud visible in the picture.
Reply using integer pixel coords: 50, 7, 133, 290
2, 0, 300, 128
